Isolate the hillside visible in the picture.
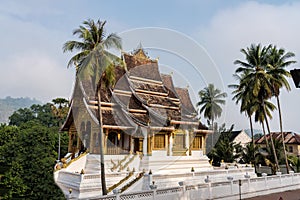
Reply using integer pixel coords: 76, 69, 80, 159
0, 96, 42, 124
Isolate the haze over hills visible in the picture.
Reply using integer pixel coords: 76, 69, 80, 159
0, 96, 42, 124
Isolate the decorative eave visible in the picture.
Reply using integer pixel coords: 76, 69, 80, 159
150, 126, 175, 131
129, 75, 163, 85
193, 129, 213, 134
170, 120, 199, 125
60, 100, 74, 132
102, 125, 135, 130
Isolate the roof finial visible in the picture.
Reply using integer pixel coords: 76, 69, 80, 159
186, 85, 189, 89
137, 41, 143, 50
170, 71, 174, 76
133, 42, 148, 59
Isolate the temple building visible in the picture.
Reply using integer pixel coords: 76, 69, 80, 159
61, 47, 211, 159
55, 47, 221, 198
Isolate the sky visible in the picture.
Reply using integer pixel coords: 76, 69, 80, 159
1, 0, 300, 133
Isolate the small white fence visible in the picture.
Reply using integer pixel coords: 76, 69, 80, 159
76, 172, 300, 200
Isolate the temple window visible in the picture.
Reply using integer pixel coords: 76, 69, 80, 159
191, 134, 202, 150
173, 133, 185, 150
154, 134, 165, 149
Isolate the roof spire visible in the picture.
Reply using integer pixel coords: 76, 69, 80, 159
133, 42, 148, 59
137, 41, 143, 50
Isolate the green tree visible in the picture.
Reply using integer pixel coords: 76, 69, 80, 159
233, 43, 280, 172
1, 100, 69, 199
197, 83, 227, 152
288, 156, 300, 173
208, 130, 243, 166
0, 122, 65, 199
51, 98, 69, 160
229, 72, 255, 146
63, 19, 121, 72
240, 142, 259, 165
267, 46, 296, 173
8, 107, 35, 126
63, 19, 122, 195
260, 138, 285, 174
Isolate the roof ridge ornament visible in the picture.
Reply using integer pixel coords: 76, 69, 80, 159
132, 42, 149, 59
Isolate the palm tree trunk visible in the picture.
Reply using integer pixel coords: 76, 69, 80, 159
97, 88, 107, 195
262, 102, 279, 172
211, 118, 215, 150
261, 121, 269, 149
276, 95, 290, 174
248, 113, 254, 146
248, 113, 256, 172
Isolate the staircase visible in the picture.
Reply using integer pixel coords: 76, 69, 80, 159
84, 154, 140, 174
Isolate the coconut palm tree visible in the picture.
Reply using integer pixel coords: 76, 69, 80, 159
233, 43, 280, 172
63, 19, 121, 71
197, 83, 227, 127
267, 46, 296, 173
63, 19, 122, 195
197, 83, 227, 151
252, 98, 276, 149
229, 72, 255, 146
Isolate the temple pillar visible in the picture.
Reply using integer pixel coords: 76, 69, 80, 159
130, 136, 134, 154
104, 129, 108, 154
143, 137, 148, 155
165, 134, 169, 155
202, 134, 206, 155
169, 133, 173, 156
185, 130, 189, 156
141, 127, 148, 156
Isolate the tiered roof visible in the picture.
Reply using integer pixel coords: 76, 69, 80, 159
61, 47, 208, 134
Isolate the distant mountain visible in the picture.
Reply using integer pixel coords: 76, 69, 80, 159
0, 96, 42, 124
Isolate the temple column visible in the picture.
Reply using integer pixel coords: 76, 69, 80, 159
202, 134, 206, 155
130, 136, 134, 154
165, 134, 169, 155
104, 129, 108, 154
141, 127, 149, 156
185, 130, 189, 156
143, 137, 148, 155
169, 133, 173, 156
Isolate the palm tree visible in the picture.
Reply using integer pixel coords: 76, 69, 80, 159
252, 98, 276, 150
63, 19, 121, 71
233, 44, 280, 172
63, 19, 122, 195
197, 83, 227, 151
267, 46, 296, 173
229, 72, 255, 146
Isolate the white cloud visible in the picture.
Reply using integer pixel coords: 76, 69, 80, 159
0, 10, 74, 103
197, 1, 300, 132
0, 51, 74, 103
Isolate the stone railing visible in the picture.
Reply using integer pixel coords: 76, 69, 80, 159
82, 172, 300, 200
122, 155, 137, 171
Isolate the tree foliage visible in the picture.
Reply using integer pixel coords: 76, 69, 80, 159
230, 43, 296, 173
208, 128, 243, 166
0, 99, 69, 199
